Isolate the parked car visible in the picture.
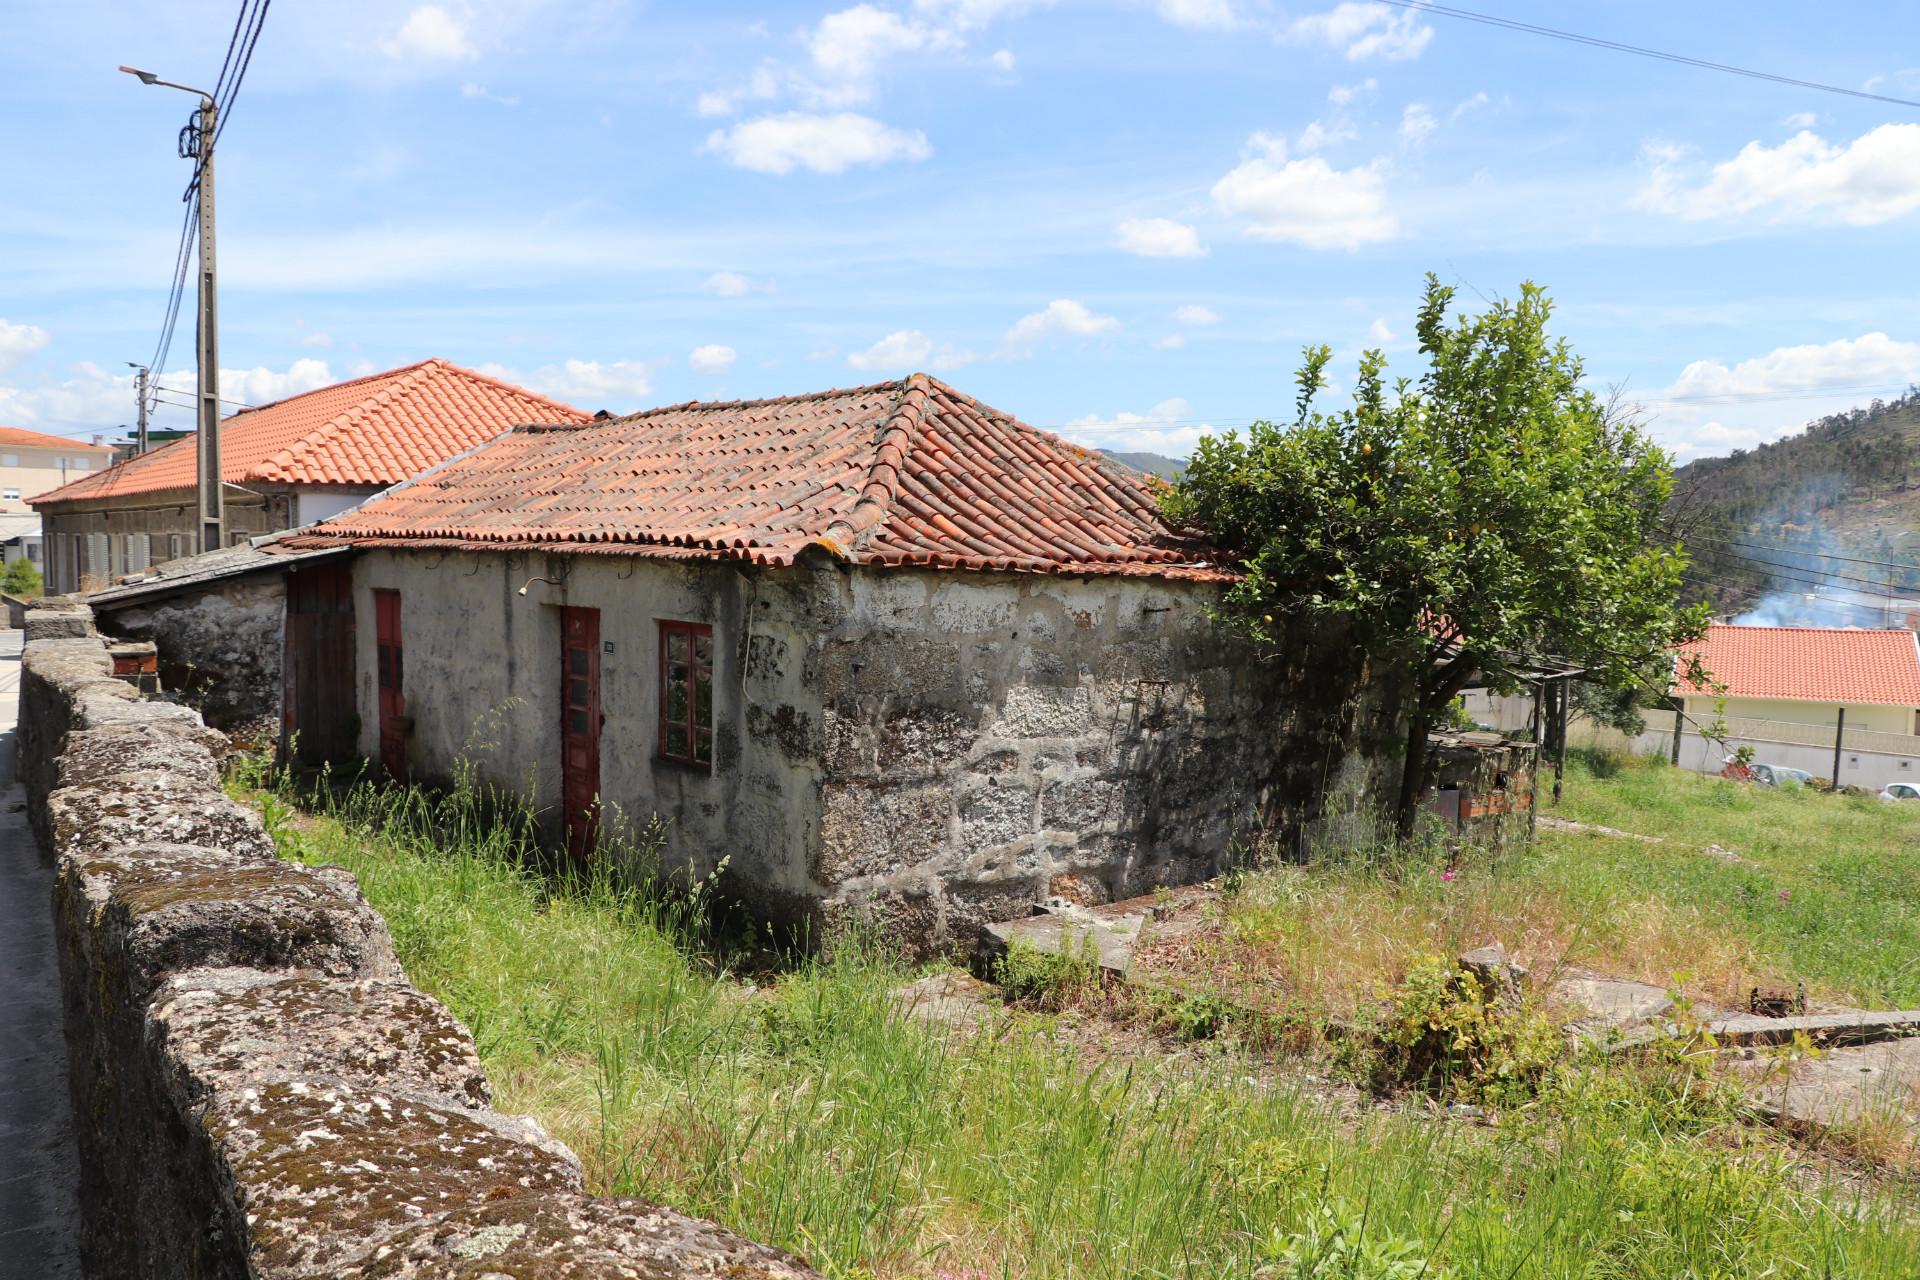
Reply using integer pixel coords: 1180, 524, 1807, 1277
1750, 763, 1812, 788
1880, 782, 1920, 803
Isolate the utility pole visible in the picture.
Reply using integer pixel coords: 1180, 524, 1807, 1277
121, 66, 223, 552
130, 364, 150, 455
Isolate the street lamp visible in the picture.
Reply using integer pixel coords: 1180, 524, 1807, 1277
121, 64, 223, 554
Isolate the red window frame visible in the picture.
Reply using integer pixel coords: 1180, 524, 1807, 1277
657, 619, 714, 767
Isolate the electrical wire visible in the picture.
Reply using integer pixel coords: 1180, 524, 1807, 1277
214, 0, 271, 147
1371, 0, 1920, 110
1694, 535, 1920, 577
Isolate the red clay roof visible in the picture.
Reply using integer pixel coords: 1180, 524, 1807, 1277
1676, 623, 1920, 706
30, 360, 587, 507
0, 426, 113, 452
282, 374, 1224, 580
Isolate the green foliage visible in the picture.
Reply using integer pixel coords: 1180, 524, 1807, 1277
1375, 954, 1562, 1104
993, 933, 1100, 1007
1164, 275, 1709, 829
2, 555, 42, 598
1260, 1202, 1454, 1280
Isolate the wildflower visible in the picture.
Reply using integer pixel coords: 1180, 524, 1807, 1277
1778, 889, 1791, 905
1441, 868, 1456, 883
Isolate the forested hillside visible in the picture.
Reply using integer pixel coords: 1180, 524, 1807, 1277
1669, 386, 1920, 622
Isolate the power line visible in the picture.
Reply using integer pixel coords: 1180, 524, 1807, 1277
1696, 535, 1920, 577
209, 0, 253, 105
144, 194, 198, 409
1373, 0, 1920, 110
214, 0, 271, 147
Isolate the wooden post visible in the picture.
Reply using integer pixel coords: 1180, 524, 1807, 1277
1832, 706, 1846, 790
1553, 675, 1569, 803
1671, 703, 1683, 766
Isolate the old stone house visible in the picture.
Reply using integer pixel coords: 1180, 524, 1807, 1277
32, 360, 588, 594
273, 375, 1397, 947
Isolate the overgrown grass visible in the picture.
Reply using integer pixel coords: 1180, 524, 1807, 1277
237, 759, 1920, 1277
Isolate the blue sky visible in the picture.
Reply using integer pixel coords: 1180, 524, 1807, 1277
4, 1, 1919, 462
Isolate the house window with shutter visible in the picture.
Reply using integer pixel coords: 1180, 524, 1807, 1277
657, 619, 713, 767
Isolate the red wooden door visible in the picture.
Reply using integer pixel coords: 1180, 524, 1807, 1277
282, 562, 357, 764
560, 607, 601, 861
374, 589, 407, 781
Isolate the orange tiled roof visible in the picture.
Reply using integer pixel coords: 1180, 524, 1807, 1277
283, 375, 1225, 580
30, 360, 588, 506
1676, 623, 1920, 706
0, 426, 114, 452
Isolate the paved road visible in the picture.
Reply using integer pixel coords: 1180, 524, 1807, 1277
0, 628, 81, 1276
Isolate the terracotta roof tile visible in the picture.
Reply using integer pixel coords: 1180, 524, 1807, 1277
30, 360, 587, 507
1676, 623, 1920, 706
0, 426, 115, 453
284, 374, 1226, 581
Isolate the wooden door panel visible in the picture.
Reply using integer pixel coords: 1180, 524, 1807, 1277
560, 607, 601, 861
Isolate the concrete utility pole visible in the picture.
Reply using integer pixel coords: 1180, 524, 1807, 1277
129, 364, 149, 455
121, 66, 223, 552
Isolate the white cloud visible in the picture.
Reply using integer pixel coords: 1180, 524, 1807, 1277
460, 81, 519, 106
479, 358, 658, 410
705, 270, 754, 296
1642, 333, 1920, 459
1004, 299, 1120, 347
1114, 216, 1207, 258
1368, 317, 1395, 343
1155, 334, 1186, 350
0, 319, 51, 372
0, 358, 337, 434
1211, 133, 1398, 250
1637, 124, 1920, 226
380, 5, 477, 62
1782, 111, 1818, 129
806, 4, 940, 105
1296, 118, 1357, 152
1290, 3, 1433, 61
1173, 304, 1220, 325
1156, 0, 1237, 30
1399, 103, 1437, 146
847, 329, 975, 371
990, 48, 1015, 72
1327, 78, 1376, 104
689, 344, 738, 374
299, 332, 335, 348
1451, 91, 1491, 122
1663, 333, 1920, 403
1062, 396, 1212, 456
696, 65, 780, 118
704, 112, 932, 175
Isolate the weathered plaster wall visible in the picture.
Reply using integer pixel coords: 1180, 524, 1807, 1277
811, 567, 1396, 944
343, 549, 1396, 951
346, 548, 826, 916
95, 571, 286, 734
18, 610, 817, 1279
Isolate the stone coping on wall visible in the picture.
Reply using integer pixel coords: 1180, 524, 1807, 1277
18, 600, 818, 1279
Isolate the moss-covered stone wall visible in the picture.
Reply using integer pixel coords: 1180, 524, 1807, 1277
18, 606, 818, 1279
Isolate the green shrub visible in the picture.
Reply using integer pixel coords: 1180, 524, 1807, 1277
1260, 1202, 1454, 1280
1373, 954, 1562, 1104
2, 555, 42, 599
994, 934, 1100, 1007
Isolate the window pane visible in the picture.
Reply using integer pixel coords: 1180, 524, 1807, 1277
694, 632, 712, 666
694, 729, 711, 764
569, 709, 589, 736
569, 648, 588, 675
667, 678, 687, 726
695, 669, 712, 726
667, 629, 687, 664
569, 678, 588, 707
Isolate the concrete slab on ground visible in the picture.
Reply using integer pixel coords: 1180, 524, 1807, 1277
1736, 1036, 1920, 1130
1551, 969, 1675, 1031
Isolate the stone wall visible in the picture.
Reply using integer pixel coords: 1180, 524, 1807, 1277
94, 571, 286, 736
18, 608, 817, 1279
811, 568, 1402, 946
